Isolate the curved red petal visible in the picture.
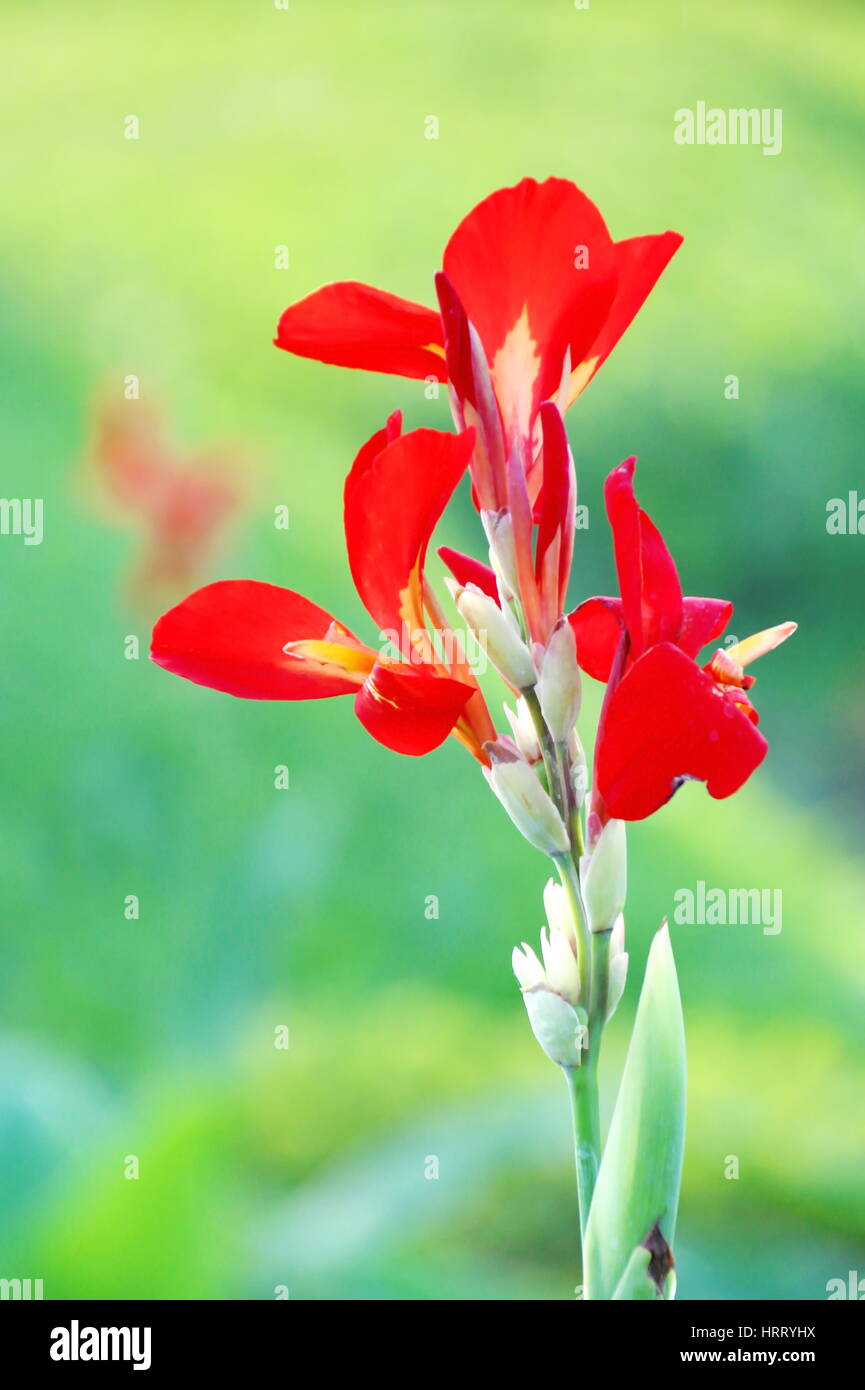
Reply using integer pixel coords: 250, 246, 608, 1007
571, 231, 683, 397
604, 458, 683, 659
434, 272, 476, 405
535, 403, 575, 620
354, 661, 474, 756
438, 545, 500, 604
274, 281, 446, 381
568, 597, 625, 682
596, 642, 767, 821
442, 178, 617, 436
345, 425, 475, 637
151, 579, 364, 700
678, 597, 734, 658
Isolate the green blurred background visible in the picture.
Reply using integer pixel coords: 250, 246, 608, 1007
1, 0, 863, 1300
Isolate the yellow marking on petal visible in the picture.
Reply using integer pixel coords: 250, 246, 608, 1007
322, 619, 368, 651
423, 342, 447, 359
365, 670, 400, 709
283, 639, 374, 677
397, 560, 438, 665
567, 355, 600, 407
492, 306, 541, 439
725, 622, 797, 668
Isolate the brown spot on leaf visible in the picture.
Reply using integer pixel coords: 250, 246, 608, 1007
642, 1220, 675, 1296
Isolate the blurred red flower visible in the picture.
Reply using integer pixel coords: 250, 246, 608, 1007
92, 401, 241, 601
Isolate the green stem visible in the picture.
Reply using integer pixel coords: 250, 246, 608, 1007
520, 707, 583, 867
588, 929, 611, 1052
522, 687, 563, 809
521, 688, 591, 984
565, 1059, 601, 1245
554, 736, 585, 858
517, 681, 607, 1273
564, 932, 610, 1257
554, 851, 591, 1003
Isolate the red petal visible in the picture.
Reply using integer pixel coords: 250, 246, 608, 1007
678, 597, 733, 658
571, 594, 732, 680
434, 272, 476, 405
274, 281, 446, 381
596, 642, 767, 820
442, 178, 617, 436
435, 272, 508, 511
506, 436, 543, 641
151, 579, 366, 699
345, 425, 475, 639
571, 231, 683, 397
438, 545, 500, 604
604, 458, 683, 659
535, 403, 575, 622
568, 597, 625, 682
354, 661, 474, 755
348, 408, 404, 481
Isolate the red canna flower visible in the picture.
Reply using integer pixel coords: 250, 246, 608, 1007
569, 458, 796, 822
151, 418, 495, 760
274, 178, 681, 510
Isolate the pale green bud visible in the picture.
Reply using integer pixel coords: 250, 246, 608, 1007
481, 508, 520, 601
540, 924, 581, 1004
504, 697, 542, 763
519, 987, 586, 1068
610, 910, 625, 958
484, 743, 570, 856
537, 618, 582, 742
543, 877, 576, 952
513, 931, 586, 1068
511, 940, 546, 991
580, 817, 627, 933
449, 581, 537, 690
566, 729, 589, 807
606, 912, 629, 1021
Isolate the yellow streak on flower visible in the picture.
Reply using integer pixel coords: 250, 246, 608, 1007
567, 354, 600, 407
397, 561, 439, 667
492, 306, 541, 439
725, 622, 797, 668
283, 639, 373, 681
364, 669, 400, 709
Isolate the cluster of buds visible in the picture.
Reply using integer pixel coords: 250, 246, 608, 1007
512, 881, 587, 1069
512, 824, 630, 1070
450, 577, 587, 861
484, 741, 569, 857
446, 579, 536, 691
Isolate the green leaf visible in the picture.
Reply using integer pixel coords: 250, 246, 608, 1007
584, 922, 686, 1300
611, 1246, 657, 1300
